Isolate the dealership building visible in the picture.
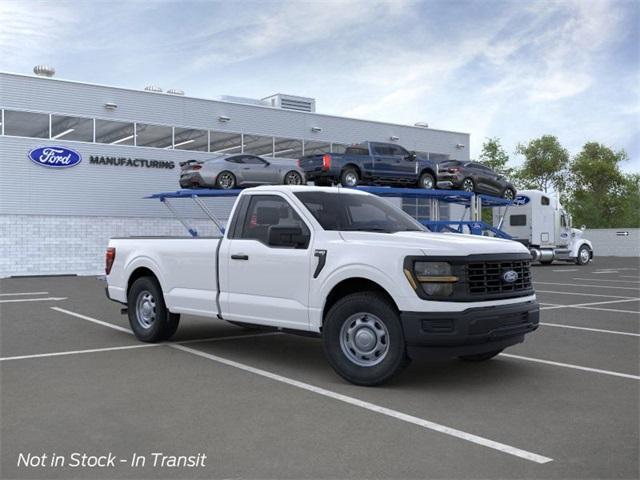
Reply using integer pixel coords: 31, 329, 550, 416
0, 69, 470, 277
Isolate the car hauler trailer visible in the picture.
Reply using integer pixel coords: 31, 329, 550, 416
492, 190, 593, 265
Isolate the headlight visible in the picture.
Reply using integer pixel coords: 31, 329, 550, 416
405, 261, 458, 297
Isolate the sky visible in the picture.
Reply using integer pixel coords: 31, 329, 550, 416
1, 0, 638, 172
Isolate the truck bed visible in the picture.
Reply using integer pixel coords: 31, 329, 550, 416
107, 237, 220, 317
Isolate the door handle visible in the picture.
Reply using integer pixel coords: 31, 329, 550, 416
231, 254, 249, 260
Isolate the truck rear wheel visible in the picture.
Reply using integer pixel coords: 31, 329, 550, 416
322, 292, 409, 386
340, 168, 359, 187
128, 276, 180, 342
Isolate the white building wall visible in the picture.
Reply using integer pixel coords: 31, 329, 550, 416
584, 228, 640, 257
0, 215, 225, 277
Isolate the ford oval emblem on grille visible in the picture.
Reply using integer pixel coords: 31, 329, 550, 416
502, 270, 518, 283
28, 146, 82, 168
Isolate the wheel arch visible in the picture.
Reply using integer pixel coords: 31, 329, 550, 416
127, 266, 162, 297
342, 163, 362, 177
419, 167, 436, 178
322, 277, 399, 327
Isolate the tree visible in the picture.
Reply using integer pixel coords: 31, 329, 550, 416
479, 137, 513, 176
515, 135, 569, 193
566, 143, 638, 228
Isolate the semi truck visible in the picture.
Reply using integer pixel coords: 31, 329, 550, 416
493, 189, 593, 265
105, 185, 540, 386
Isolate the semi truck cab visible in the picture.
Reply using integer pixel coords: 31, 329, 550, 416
494, 189, 593, 265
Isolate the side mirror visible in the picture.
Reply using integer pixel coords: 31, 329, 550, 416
581, 225, 586, 231
268, 225, 309, 248
407, 151, 417, 161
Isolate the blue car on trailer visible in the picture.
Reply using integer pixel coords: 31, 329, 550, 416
298, 141, 439, 190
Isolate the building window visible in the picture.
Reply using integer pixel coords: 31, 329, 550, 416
273, 137, 303, 159
429, 153, 450, 163
135, 123, 173, 148
210, 131, 243, 154
51, 114, 93, 142
95, 119, 135, 145
243, 134, 274, 156
3, 110, 49, 138
303, 140, 331, 156
173, 127, 208, 151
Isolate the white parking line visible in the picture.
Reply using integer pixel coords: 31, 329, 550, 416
0, 344, 158, 362
573, 306, 639, 315
620, 275, 640, 279
540, 298, 639, 310
551, 269, 579, 272
535, 282, 640, 291
51, 307, 133, 334
535, 290, 637, 299
0, 291, 49, 296
572, 278, 640, 284
540, 323, 640, 337
172, 343, 553, 464
0, 297, 67, 303
500, 353, 639, 380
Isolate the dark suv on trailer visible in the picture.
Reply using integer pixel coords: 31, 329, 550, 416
436, 160, 516, 199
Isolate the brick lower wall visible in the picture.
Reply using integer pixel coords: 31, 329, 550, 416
0, 215, 225, 278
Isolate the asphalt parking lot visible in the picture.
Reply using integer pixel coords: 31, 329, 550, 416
1, 256, 638, 479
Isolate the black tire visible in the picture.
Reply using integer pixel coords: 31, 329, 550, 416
127, 276, 180, 342
459, 349, 503, 362
503, 188, 516, 200
284, 170, 304, 185
540, 260, 554, 265
461, 177, 475, 192
216, 171, 236, 189
322, 292, 410, 386
576, 245, 591, 265
340, 168, 359, 187
418, 172, 436, 190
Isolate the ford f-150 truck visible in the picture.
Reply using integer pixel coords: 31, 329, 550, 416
105, 186, 539, 385
298, 142, 439, 189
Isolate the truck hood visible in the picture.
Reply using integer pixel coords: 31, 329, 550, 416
339, 231, 530, 256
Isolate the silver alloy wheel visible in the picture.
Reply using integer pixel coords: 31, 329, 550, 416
579, 247, 590, 264
343, 171, 358, 187
135, 290, 156, 329
285, 171, 303, 185
339, 313, 389, 367
217, 172, 235, 189
462, 178, 474, 192
504, 189, 515, 200
421, 175, 434, 189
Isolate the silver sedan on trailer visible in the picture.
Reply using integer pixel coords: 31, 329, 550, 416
179, 154, 306, 189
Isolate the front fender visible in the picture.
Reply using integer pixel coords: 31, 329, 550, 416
570, 239, 593, 258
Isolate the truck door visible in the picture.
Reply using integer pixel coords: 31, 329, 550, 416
388, 144, 417, 181
219, 194, 312, 329
558, 211, 571, 247
371, 143, 396, 179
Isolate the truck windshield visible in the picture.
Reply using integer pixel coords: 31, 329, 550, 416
294, 191, 426, 233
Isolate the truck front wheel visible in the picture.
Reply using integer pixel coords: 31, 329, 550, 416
576, 245, 591, 265
322, 292, 409, 386
127, 277, 180, 342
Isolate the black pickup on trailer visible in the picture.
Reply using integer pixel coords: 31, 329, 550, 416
298, 141, 439, 189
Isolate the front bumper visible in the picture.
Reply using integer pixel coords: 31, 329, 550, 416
400, 300, 539, 359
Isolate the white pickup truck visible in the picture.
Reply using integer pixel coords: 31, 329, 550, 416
105, 186, 539, 385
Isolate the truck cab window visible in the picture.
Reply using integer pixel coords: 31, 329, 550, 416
510, 215, 527, 226
240, 195, 309, 246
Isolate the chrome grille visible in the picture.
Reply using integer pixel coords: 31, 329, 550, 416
466, 260, 532, 295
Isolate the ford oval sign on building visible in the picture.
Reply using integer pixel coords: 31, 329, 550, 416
28, 146, 82, 168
